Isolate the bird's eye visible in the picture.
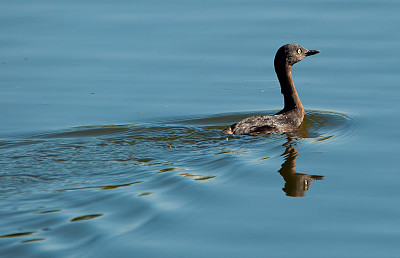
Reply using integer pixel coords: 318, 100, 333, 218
297, 49, 302, 54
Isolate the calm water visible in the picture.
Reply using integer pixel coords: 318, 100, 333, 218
1, 0, 400, 257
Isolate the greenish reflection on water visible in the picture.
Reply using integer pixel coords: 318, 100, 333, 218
1, 0, 400, 257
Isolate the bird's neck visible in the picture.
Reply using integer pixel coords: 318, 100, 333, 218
275, 64, 304, 113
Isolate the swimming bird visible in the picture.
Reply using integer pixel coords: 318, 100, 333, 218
224, 44, 320, 135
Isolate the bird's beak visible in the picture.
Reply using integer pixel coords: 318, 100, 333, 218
305, 50, 320, 56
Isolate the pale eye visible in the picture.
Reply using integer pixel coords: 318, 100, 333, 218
297, 49, 302, 54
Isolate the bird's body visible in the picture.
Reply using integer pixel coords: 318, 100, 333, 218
224, 108, 304, 135
224, 44, 319, 135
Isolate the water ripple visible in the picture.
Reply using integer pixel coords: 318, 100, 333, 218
0, 110, 354, 195
0, 110, 355, 254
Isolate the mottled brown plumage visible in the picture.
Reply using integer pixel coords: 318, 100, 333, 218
224, 44, 320, 135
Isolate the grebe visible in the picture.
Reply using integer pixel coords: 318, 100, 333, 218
224, 44, 319, 135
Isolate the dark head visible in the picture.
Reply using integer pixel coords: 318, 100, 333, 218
274, 44, 320, 69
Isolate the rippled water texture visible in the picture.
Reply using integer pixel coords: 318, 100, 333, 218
1, 111, 356, 255
1, 111, 352, 197
1, 0, 400, 257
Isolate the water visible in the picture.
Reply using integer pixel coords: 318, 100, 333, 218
1, 0, 400, 257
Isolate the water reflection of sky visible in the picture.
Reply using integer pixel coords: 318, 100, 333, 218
1, 0, 400, 257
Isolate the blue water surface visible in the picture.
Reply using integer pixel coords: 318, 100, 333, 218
1, 0, 400, 257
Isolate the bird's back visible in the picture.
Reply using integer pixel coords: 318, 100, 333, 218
224, 109, 304, 135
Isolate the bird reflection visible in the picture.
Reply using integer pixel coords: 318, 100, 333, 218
278, 138, 323, 197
